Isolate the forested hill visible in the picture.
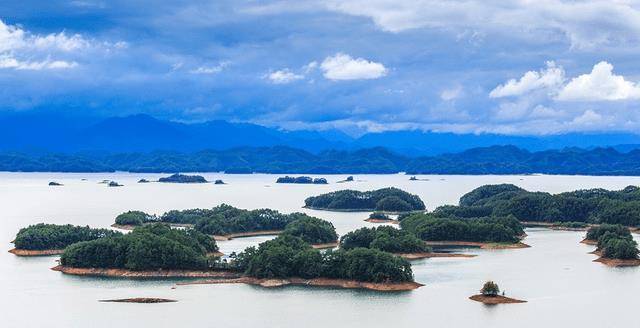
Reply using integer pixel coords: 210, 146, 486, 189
2, 145, 640, 175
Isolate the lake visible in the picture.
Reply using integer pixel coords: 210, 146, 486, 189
1, 172, 639, 328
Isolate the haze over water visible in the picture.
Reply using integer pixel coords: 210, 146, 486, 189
2, 173, 639, 328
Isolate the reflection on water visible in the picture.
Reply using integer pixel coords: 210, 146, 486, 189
1, 173, 639, 328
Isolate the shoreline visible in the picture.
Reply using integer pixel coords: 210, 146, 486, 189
311, 241, 339, 249
580, 239, 598, 245
51, 265, 243, 279
100, 298, 177, 303
111, 223, 195, 230
212, 230, 284, 241
178, 276, 423, 292
364, 218, 399, 224
522, 221, 589, 231
423, 241, 530, 249
469, 294, 527, 304
394, 252, 477, 260
9, 248, 64, 256
589, 250, 640, 267
303, 206, 423, 215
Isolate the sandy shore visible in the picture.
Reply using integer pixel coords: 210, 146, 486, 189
593, 257, 640, 267
178, 276, 423, 291
423, 241, 530, 249
580, 239, 598, 245
469, 294, 527, 304
9, 248, 64, 256
311, 242, 339, 249
364, 218, 399, 224
395, 252, 477, 260
51, 265, 242, 278
99, 298, 177, 303
212, 230, 283, 241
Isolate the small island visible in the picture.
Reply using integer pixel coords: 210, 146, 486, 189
276, 176, 328, 184
214, 180, 225, 185
10, 224, 120, 256
469, 281, 526, 304
364, 212, 398, 223
304, 187, 426, 212
99, 298, 177, 303
281, 215, 339, 248
158, 173, 207, 183
182, 235, 422, 291
138, 178, 150, 183
48, 181, 63, 186
53, 223, 224, 276
337, 176, 354, 183
108, 181, 123, 187
399, 214, 529, 249
112, 210, 158, 229
583, 224, 640, 266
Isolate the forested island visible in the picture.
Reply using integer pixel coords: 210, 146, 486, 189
469, 281, 526, 304
304, 187, 425, 212
276, 176, 328, 184
158, 173, 207, 183
437, 184, 640, 227
10, 224, 120, 256
399, 214, 528, 249
365, 212, 397, 223
113, 205, 338, 245
583, 225, 640, 266
8, 145, 640, 175
190, 235, 422, 291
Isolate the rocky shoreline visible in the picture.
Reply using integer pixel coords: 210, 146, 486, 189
51, 265, 242, 279
99, 298, 177, 303
9, 248, 65, 256
178, 276, 424, 291
469, 294, 527, 304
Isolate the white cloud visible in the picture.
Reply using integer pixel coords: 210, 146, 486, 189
490, 61, 565, 98
323, 0, 640, 49
190, 61, 229, 74
267, 69, 304, 84
320, 53, 387, 81
557, 61, 640, 101
0, 55, 77, 70
571, 109, 603, 126
440, 86, 463, 101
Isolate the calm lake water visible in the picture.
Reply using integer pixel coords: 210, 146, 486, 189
1, 172, 639, 328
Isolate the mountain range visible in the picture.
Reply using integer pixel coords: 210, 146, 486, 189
3, 112, 640, 155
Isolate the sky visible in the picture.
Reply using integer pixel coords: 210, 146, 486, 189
2, 0, 640, 135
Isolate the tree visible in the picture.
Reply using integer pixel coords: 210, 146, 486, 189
480, 281, 500, 296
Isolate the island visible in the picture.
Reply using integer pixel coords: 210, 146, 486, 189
53, 223, 225, 276
108, 181, 122, 187
48, 181, 63, 186
276, 176, 328, 184
304, 187, 426, 212
447, 184, 640, 227
337, 176, 354, 183
399, 214, 529, 249
181, 235, 422, 291
469, 281, 526, 304
138, 178, 150, 183
112, 210, 158, 229
364, 212, 398, 223
158, 173, 207, 183
583, 224, 640, 266
10, 224, 120, 256
281, 215, 338, 248
214, 180, 225, 185
99, 298, 177, 303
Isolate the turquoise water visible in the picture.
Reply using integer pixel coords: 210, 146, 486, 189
1, 173, 638, 328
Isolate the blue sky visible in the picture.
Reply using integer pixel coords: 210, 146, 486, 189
2, 0, 640, 135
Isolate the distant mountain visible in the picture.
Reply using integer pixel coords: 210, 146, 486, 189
3, 145, 640, 175
3, 112, 640, 155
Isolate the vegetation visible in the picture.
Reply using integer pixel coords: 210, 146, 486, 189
304, 187, 425, 212
400, 214, 524, 243
8, 145, 640, 175
446, 184, 640, 226
276, 176, 328, 184
369, 212, 391, 220
158, 173, 207, 183
13, 224, 121, 250
108, 181, 122, 187
585, 224, 639, 260
340, 226, 430, 253
234, 235, 414, 282
282, 215, 338, 244
60, 223, 218, 270
552, 221, 588, 229
480, 281, 500, 296
114, 211, 157, 226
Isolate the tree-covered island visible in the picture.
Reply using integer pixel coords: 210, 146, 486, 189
304, 187, 425, 212
113, 210, 158, 228
276, 176, 328, 184
158, 173, 208, 183
583, 224, 640, 266
10, 224, 121, 256
399, 214, 528, 249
